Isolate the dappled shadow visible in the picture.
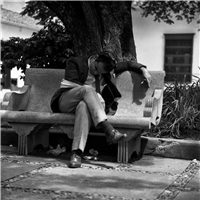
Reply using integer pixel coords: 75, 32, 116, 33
131, 72, 149, 105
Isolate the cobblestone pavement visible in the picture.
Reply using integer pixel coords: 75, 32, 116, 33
1, 146, 200, 200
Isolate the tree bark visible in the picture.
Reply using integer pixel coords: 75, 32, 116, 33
43, 1, 137, 61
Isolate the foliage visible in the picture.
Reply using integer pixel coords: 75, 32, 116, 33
22, 1, 135, 57
1, 21, 74, 73
146, 76, 200, 139
20, 1, 58, 26
1, 37, 27, 74
133, 0, 200, 24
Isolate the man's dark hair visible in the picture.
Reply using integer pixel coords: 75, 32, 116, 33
96, 51, 116, 72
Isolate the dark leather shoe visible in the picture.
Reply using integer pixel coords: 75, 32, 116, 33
68, 154, 82, 168
106, 129, 127, 144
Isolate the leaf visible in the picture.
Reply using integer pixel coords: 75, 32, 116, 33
45, 46, 52, 55
176, 15, 183, 20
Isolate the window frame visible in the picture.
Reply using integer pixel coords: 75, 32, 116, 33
164, 33, 194, 83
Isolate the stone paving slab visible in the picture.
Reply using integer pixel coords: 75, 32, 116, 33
1, 188, 53, 200
1, 187, 126, 200
175, 191, 200, 200
8, 166, 177, 200
1, 162, 45, 181
87, 156, 190, 175
174, 170, 200, 200
1, 146, 200, 200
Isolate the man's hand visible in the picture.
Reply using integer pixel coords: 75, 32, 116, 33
140, 67, 152, 88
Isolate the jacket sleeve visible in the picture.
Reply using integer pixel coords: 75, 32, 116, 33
64, 57, 83, 85
115, 61, 146, 75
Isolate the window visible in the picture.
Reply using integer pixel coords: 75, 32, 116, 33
164, 34, 194, 82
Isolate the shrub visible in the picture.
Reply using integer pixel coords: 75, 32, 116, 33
146, 76, 200, 139
1, 21, 74, 74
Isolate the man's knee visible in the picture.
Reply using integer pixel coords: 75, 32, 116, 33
76, 101, 87, 112
81, 85, 95, 95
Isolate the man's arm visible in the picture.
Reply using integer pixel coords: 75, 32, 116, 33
115, 61, 144, 74
64, 57, 83, 85
140, 66, 152, 88
115, 61, 152, 87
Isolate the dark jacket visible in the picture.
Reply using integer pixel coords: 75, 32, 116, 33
50, 56, 145, 113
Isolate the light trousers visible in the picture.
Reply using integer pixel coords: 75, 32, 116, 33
58, 85, 107, 152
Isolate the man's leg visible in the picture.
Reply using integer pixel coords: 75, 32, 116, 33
65, 86, 127, 144
68, 101, 92, 168
59, 86, 126, 167
59, 85, 107, 126
72, 101, 92, 152
59, 86, 98, 168
59, 85, 126, 143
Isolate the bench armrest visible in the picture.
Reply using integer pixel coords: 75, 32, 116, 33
4, 85, 31, 111
144, 89, 164, 126
1, 91, 12, 110
150, 89, 164, 126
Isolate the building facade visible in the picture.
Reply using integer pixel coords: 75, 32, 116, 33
132, 5, 200, 82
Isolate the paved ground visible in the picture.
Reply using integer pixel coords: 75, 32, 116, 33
1, 145, 200, 200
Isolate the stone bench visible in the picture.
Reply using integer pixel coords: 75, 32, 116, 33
0, 68, 165, 163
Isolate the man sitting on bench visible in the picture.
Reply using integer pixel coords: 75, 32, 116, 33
50, 51, 152, 168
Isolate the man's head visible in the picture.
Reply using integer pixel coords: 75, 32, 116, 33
94, 51, 116, 74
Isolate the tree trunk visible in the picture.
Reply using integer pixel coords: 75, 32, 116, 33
43, 1, 136, 61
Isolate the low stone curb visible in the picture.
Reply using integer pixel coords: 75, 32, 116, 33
141, 136, 200, 160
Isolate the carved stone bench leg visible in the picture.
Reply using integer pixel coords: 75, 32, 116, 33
117, 134, 141, 163
9, 123, 51, 155
18, 134, 28, 155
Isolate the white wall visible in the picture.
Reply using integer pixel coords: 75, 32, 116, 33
132, 8, 200, 78
2, 0, 26, 13
1, 22, 37, 40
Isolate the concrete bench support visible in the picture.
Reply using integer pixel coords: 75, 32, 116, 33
118, 132, 141, 163
1, 68, 165, 163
